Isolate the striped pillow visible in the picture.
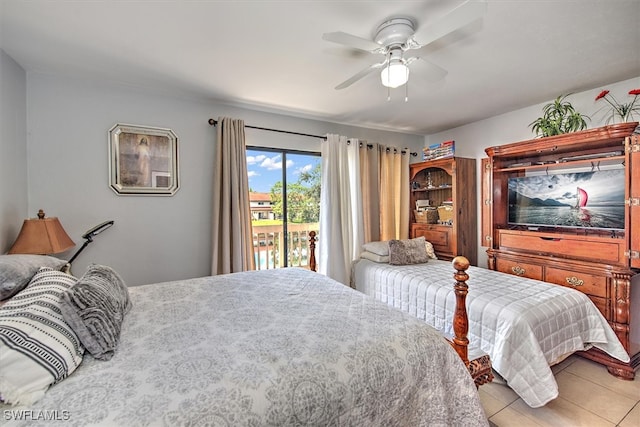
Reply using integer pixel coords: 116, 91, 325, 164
60, 264, 131, 361
0, 268, 84, 405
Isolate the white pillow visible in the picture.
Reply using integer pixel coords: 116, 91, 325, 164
0, 268, 84, 405
361, 241, 389, 256
0, 255, 68, 301
425, 241, 438, 260
360, 251, 390, 263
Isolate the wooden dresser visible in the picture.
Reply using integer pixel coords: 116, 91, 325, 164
482, 123, 639, 379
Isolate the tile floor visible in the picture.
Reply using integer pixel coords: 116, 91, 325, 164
479, 355, 640, 426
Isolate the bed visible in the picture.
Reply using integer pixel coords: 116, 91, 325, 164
352, 245, 630, 408
0, 253, 488, 426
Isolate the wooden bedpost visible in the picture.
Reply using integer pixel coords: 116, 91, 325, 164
309, 231, 317, 272
451, 256, 470, 366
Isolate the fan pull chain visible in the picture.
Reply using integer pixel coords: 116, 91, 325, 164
404, 53, 409, 102
386, 50, 392, 102
405, 73, 409, 102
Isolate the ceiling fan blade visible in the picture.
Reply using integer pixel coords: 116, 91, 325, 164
406, 57, 448, 81
410, 0, 488, 48
335, 61, 387, 90
322, 31, 383, 53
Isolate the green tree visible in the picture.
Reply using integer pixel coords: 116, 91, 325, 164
296, 162, 320, 222
270, 181, 284, 219
269, 162, 320, 223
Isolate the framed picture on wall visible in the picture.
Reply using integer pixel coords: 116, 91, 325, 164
108, 123, 179, 196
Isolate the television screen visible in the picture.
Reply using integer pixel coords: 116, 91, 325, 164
508, 169, 625, 230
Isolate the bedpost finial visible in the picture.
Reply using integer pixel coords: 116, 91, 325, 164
452, 256, 469, 272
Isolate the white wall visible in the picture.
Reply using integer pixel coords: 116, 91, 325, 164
425, 76, 640, 267
0, 50, 28, 252
25, 72, 423, 285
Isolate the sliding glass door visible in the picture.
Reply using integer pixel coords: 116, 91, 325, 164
246, 148, 320, 270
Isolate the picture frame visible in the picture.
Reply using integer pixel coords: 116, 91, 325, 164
108, 123, 179, 196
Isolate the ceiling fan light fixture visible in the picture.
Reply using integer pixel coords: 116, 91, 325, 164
380, 62, 409, 88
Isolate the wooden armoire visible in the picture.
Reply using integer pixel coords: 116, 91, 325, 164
482, 122, 639, 379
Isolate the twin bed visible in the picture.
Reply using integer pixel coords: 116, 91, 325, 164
0, 252, 487, 426
352, 255, 630, 408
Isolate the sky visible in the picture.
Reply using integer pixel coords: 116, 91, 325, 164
246, 149, 321, 193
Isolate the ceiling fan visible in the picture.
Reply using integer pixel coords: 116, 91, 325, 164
322, 0, 487, 91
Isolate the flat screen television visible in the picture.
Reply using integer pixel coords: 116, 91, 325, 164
508, 169, 625, 231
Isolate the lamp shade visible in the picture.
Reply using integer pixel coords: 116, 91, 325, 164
9, 209, 75, 255
380, 62, 409, 88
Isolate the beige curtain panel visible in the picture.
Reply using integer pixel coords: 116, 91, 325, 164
379, 147, 409, 241
359, 143, 381, 244
211, 117, 255, 275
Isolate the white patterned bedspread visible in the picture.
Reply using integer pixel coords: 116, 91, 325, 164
353, 259, 630, 408
4, 268, 487, 426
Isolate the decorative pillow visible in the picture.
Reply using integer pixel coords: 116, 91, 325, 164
0, 255, 68, 301
360, 251, 390, 263
0, 268, 84, 405
60, 264, 131, 361
361, 240, 389, 256
425, 241, 438, 260
388, 236, 429, 265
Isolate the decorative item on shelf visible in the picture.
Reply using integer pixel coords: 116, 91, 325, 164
595, 88, 640, 124
437, 205, 454, 224
415, 199, 430, 210
415, 207, 438, 224
427, 171, 434, 188
9, 209, 75, 255
529, 94, 590, 137
423, 140, 455, 161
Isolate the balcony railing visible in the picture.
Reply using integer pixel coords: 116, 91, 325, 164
252, 223, 318, 271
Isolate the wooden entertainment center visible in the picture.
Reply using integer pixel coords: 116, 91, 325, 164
483, 122, 639, 379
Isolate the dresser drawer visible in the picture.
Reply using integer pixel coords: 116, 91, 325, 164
412, 225, 450, 249
544, 267, 607, 298
497, 231, 625, 265
495, 258, 543, 280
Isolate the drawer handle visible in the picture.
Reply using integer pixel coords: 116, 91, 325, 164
566, 276, 584, 287
511, 266, 526, 276
540, 236, 561, 241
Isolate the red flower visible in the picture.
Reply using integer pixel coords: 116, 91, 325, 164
595, 88, 640, 123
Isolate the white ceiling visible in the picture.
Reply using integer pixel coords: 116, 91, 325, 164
1, 0, 639, 135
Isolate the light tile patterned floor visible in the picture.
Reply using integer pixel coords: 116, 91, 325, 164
480, 355, 640, 427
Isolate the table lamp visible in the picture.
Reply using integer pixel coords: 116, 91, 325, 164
9, 209, 75, 255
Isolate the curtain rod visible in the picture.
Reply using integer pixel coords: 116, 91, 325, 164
351, 141, 417, 157
208, 118, 326, 140
208, 118, 417, 156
